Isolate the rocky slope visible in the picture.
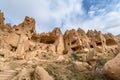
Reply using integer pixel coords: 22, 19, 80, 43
0, 11, 120, 80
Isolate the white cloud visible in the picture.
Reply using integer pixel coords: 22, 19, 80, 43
0, 0, 84, 33
0, 0, 120, 35
88, 11, 95, 17
71, 11, 120, 35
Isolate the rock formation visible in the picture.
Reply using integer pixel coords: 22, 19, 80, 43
0, 10, 4, 27
103, 53, 120, 80
0, 11, 120, 80
39, 28, 64, 54
34, 66, 53, 80
64, 28, 89, 54
0, 11, 119, 58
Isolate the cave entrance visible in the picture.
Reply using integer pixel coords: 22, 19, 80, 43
71, 40, 77, 45
96, 42, 102, 46
71, 45, 82, 52
10, 45, 17, 52
90, 45, 94, 48
106, 39, 117, 46
40, 35, 56, 44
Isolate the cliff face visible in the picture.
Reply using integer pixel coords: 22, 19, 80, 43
0, 11, 120, 80
0, 11, 119, 58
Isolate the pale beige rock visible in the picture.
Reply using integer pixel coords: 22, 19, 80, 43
34, 66, 53, 80
53, 28, 64, 54
16, 33, 28, 55
103, 53, 120, 80
6, 33, 19, 47
25, 51, 37, 60
56, 55, 65, 62
64, 28, 91, 55
39, 28, 64, 54
48, 44, 56, 55
86, 49, 96, 61
73, 61, 91, 72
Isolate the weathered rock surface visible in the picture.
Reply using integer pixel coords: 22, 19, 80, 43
0, 10, 120, 80
0, 11, 4, 27
73, 61, 91, 72
103, 53, 120, 80
34, 66, 54, 80
56, 55, 66, 62
0, 11, 120, 60
64, 29, 88, 54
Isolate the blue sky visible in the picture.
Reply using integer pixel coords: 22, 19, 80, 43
0, 0, 120, 35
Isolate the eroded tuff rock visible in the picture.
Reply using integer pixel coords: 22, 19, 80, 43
39, 28, 64, 54
34, 66, 53, 80
103, 53, 120, 80
87, 30, 106, 52
64, 28, 90, 54
0, 11, 120, 80
0, 11, 119, 58
0, 11, 4, 27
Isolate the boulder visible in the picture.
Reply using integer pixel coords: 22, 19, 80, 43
86, 49, 97, 62
73, 61, 91, 72
34, 66, 53, 80
103, 53, 120, 80
56, 55, 65, 62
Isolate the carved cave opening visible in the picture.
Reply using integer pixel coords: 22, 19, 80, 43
10, 45, 17, 52
96, 42, 102, 46
90, 45, 94, 48
40, 35, 56, 44
106, 39, 117, 46
71, 40, 77, 45
71, 45, 81, 52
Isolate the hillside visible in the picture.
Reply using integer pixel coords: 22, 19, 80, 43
0, 11, 120, 80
